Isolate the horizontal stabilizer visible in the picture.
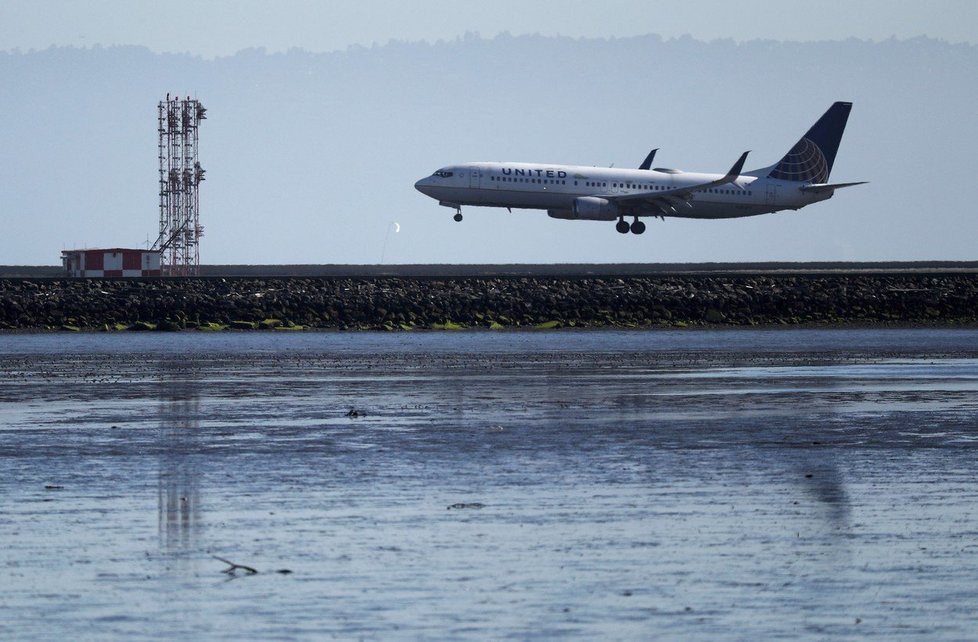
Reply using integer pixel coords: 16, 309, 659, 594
799, 181, 868, 194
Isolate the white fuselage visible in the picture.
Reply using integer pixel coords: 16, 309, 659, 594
415, 162, 832, 220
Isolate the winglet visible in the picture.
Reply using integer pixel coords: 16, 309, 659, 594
724, 151, 750, 182
638, 148, 658, 171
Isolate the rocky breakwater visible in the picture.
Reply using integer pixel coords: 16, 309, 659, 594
1, 274, 976, 331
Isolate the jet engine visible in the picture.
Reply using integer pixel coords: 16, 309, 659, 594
568, 196, 620, 221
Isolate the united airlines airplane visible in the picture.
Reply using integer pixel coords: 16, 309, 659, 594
415, 102, 865, 235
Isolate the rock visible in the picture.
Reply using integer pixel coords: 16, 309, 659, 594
704, 308, 725, 324
2, 274, 977, 331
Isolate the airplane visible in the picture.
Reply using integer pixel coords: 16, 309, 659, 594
414, 102, 865, 235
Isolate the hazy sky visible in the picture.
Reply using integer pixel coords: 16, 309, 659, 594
2, 1, 976, 265
1, 0, 976, 57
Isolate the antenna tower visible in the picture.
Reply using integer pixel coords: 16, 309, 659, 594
154, 95, 206, 276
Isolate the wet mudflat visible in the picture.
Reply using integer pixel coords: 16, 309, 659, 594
1, 329, 978, 640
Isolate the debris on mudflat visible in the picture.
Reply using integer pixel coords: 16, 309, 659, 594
447, 502, 486, 510
346, 408, 365, 418
212, 555, 292, 576
212, 555, 258, 575
44, 485, 64, 490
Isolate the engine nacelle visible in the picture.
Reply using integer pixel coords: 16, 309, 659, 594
547, 209, 575, 220
570, 196, 620, 221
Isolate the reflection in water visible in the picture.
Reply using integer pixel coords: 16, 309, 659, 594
799, 458, 851, 526
157, 378, 203, 552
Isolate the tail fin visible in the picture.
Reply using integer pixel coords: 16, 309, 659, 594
768, 102, 852, 183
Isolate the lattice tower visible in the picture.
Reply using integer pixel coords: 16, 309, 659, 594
154, 95, 206, 276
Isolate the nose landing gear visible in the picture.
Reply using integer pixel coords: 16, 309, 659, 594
440, 201, 463, 222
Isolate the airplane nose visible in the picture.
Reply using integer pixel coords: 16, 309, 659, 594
414, 178, 433, 196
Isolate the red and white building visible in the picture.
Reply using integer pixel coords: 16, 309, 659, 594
62, 249, 162, 278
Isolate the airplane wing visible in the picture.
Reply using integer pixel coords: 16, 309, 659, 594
607, 151, 750, 214
799, 181, 868, 194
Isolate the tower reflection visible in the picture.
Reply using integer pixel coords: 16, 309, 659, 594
157, 379, 203, 552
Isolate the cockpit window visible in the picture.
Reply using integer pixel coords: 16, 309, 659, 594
433, 170, 453, 178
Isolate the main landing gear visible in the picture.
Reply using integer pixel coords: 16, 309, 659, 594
616, 216, 646, 235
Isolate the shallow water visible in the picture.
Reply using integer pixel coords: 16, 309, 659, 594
1, 329, 978, 640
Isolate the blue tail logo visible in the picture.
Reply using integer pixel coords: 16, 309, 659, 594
769, 102, 852, 183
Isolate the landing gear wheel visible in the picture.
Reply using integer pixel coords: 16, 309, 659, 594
616, 219, 630, 234
630, 219, 646, 235
453, 212, 463, 222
